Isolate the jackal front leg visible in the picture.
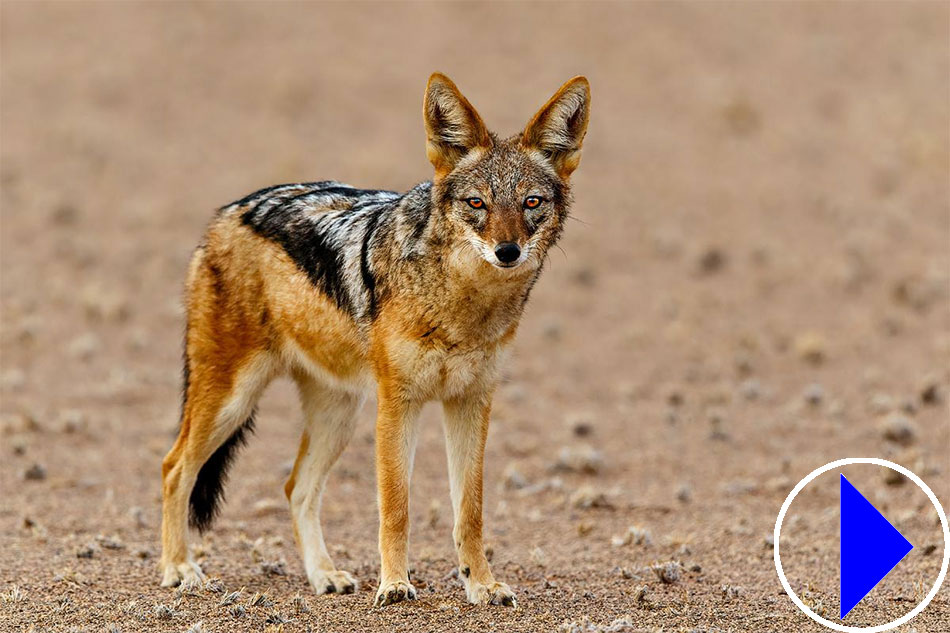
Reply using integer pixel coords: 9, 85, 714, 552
373, 382, 422, 607
442, 392, 516, 606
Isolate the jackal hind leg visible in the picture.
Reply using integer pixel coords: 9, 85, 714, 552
286, 372, 363, 596
160, 353, 275, 588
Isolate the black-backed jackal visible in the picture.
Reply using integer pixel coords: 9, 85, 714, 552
160, 73, 590, 607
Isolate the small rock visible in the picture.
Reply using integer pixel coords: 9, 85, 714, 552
567, 412, 594, 437
920, 377, 941, 405
794, 332, 826, 365
553, 445, 604, 474
260, 560, 287, 576
721, 585, 742, 600
675, 484, 692, 504
651, 561, 682, 584
883, 468, 907, 486
502, 463, 528, 490
633, 585, 650, 604
58, 409, 87, 434
666, 388, 684, 407
569, 486, 614, 509
96, 534, 125, 550
76, 544, 96, 559
803, 383, 824, 407
739, 379, 761, 401
697, 247, 726, 274
22, 463, 46, 481
68, 333, 101, 361
868, 392, 894, 415
880, 414, 917, 446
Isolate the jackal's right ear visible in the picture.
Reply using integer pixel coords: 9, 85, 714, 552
424, 73, 492, 177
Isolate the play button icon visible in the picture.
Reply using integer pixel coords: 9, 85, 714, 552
774, 458, 950, 632
839, 474, 914, 619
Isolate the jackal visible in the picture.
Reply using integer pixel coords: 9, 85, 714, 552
160, 73, 590, 607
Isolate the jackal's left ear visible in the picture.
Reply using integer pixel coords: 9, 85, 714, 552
521, 77, 591, 179
424, 73, 493, 178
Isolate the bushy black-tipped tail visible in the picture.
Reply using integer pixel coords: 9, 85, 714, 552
188, 413, 256, 532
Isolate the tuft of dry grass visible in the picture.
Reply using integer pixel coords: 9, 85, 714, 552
246, 591, 274, 608
218, 589, 244, 606
1, 585, 24, 604
152, 602, 178, 620
289, 592, 310, 614
611, 525, 652, 547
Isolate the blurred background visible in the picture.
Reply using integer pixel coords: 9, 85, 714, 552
1, 2, 948, 631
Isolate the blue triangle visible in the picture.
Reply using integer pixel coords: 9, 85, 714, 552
840, 474, 913, 619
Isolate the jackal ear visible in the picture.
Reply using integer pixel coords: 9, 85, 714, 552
521, 76, 591, 179
424, 73, 492, 177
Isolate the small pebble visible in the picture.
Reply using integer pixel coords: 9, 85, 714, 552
96, 534, 124, 550
920, 377, 940, 405
869, 392, 894, 415
880, 414, 917, 446
794, 332, 826, 365
803, 383, 824, 407
697, 247, 726, 274
739, 379, 761, 401
22, 463, 46, 481
569, 486, 613, 509
675, 484, 692, 504
502, 463, 528, 490
260, 560, 287, 576
553, 445, 604, 474
651, 561, 682, 584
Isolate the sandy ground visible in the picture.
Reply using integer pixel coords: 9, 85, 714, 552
1, 2, 949, 632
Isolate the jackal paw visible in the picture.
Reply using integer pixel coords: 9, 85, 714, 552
466, 580, 517, 607
160, 560, 206, 588
310, 569, 358, 595
374, 579, 416, 607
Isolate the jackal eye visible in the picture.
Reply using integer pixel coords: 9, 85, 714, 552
524, 196, 542, 209
465, 198, 485, 210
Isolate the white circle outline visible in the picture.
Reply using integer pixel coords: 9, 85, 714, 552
774, 457, 949, 633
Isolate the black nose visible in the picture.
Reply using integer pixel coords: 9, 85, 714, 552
494, 242, 521, 264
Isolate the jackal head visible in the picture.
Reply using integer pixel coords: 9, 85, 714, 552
424, 73, 590, 271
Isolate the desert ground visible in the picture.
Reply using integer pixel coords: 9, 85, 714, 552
1, 2, 948, 632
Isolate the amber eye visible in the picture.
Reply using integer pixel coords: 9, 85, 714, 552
466, 198, 485, 210
524, 196, 542, 209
